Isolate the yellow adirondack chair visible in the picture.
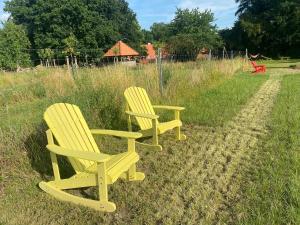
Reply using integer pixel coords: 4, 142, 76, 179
39, 103, 145, 212
124, 87, 186, 150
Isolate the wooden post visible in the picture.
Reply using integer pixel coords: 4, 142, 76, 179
223, 47, 225, 60
85, 54, 88, 66
231, 50, 234, 59
245, 48, 248, 59
74, 56, 78, 68
208, 49, 212, 61
157, 48, 163, 96
66, 56, 70, 70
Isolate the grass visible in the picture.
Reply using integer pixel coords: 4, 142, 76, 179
183, 72, 268, 126
0, 60, 299, 224
224, 74, 300, 224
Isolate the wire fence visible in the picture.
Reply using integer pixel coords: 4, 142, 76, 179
17, 48, 249, 69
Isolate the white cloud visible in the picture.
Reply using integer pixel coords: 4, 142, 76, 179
179, 0, 237, 12
0, 13, 10, 22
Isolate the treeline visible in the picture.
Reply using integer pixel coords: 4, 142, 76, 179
221, 0, 300, 57
142, 9, 222, 58
0, 0, 299, 70
1, 0, 222, 70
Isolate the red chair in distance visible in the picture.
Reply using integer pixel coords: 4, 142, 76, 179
251, 61, 266, 73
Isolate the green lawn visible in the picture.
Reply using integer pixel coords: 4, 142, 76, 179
182, 72, 268, 126
0, 63, 299, 224
227, 74, 300, 224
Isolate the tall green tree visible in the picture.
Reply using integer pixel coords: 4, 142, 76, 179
5, 0, 143, 55
150, 23, 171, 42
0, 21, 31, 70
167, 8, 222, 58
229, 0, 300, 57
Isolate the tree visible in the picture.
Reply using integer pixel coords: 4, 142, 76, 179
5, 0, 143, 55
230, 0, 300, 57
167, 8, 222, 59
150, 23, 171, 42
142, 29, 154, 43
0, 21, 31, 71
167, 34, 203, 59
37, 48, 55, 66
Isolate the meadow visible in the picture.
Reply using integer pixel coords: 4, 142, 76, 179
0, 59, 299, 224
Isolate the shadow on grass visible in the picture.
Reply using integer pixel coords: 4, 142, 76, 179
25, 122, 74, 180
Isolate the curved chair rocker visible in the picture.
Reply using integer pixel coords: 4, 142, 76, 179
124, 87, 186, 151
39, 103, 145, 212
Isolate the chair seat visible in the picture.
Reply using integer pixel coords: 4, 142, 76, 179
85, 151, 139, 183
158, 120, 182, 134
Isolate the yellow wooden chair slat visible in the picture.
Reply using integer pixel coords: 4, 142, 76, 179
40, 103, 145, 212
45, 106, 86, 172
124, 87, 186, 150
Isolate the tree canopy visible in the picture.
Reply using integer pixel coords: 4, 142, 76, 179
0, 21, 31, 70
222, 0, 300, 57
167, 8, 222, 58
5, 0, 143, 56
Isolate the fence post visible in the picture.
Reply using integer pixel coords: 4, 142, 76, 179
208, 49, 212, 61
74, 56, 78, 68
157, 48, 163, 96
66, 56, 74, 78
245, 48, 248, 60
66, 56, 70, 70
222, 47, 225, 60
85, 54, 88, 66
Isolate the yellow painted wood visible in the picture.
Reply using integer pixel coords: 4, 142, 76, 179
125, 111, 159, 120
46, 144, 111, 162
46, 130, 60, 181
90, 129, 142, 139
124, 87, 156, 130
153, 105, 185, 111
124, 87, 187, 149
40, 103, 144, 212
97, 162, 108, 202
39, 182, 116, 212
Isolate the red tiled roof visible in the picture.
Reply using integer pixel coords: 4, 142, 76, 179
145, 43, 156, 59
104, 41, 139, 57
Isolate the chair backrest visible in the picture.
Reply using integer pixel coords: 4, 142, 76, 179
44, 103, 99, 173
124, 87, 157, 130
251, 61, 258, 67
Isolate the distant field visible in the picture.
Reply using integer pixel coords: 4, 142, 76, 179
0, 60, 299, 224
263, 59, 300, 68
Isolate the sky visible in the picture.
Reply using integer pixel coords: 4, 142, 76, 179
127, 0, 239, 30
0, 0, 9, 23
0, 0, 238, 29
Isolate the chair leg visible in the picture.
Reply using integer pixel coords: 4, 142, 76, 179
128, 164, 145, 181
175, 126, 187, 141
97, 163, 116, 212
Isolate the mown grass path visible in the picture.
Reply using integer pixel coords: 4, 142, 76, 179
154, 77, 282, 224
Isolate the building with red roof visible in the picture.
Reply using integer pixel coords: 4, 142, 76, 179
145, 43, 156, 60
104, 41, 139, 57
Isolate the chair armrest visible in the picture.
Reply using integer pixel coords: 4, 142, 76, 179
153, 105, 185, 111
125, 111, 159, 120
90, 129, 142, 139
46, 145, 111, 162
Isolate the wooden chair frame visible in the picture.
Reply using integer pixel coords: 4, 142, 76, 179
124, 87, 186, 151
39, 103, 145, 212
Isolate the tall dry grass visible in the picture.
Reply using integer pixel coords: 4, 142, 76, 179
0, 59, 247, 108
